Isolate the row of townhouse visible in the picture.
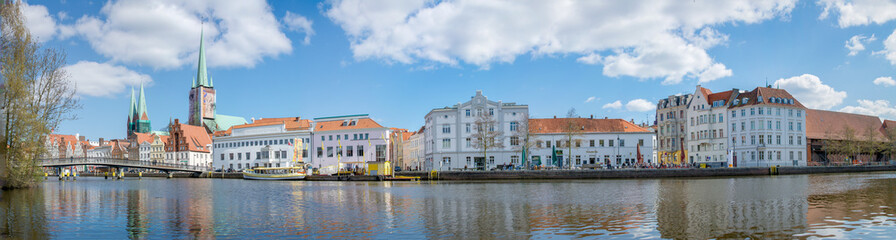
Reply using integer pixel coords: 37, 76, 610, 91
658, 84, 896, 167
210, 114, 393, 175
422, 91, 657, 171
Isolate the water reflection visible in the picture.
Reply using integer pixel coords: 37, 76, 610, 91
0, 172, 893, 239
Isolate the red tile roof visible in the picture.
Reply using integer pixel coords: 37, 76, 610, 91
698, 86, 713, 99
728, 87, 806, 109
707, 90, 734, 104
131, 132, 154, 145
315, 118, 384, 132
529, 118, 650, 134
806, 109, 885, 141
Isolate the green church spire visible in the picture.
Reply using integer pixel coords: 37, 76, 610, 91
195, 27, 211, 88
138, 82, 148, 120
128, 87, 136, 123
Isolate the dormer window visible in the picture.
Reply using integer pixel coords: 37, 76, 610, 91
733, 99, 739, 105
349, 120, 357, 126
743, 97, 749, 103
757, 97, 763, 103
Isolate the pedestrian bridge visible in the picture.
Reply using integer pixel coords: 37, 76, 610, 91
39, 157, 209, 173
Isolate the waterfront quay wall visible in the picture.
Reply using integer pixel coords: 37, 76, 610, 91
397, 165, 896, 180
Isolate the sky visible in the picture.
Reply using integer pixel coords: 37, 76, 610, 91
17, 0, 896, 140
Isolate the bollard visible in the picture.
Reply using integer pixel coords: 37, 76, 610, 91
139, 172, 142, 179
105, 172, 109, 179
72, 171, 76, 180
44, 172, 48, 180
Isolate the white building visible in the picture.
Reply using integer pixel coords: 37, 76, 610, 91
311, 114, 392, 175
727, 87, 807, 167
212, 117, 312, 171
686, 86, 736, 167
402, 127, 425, 171
528, 117, 656, 168
424, 90, 529, 171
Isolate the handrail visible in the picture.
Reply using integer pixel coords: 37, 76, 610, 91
37, 157, 211, 172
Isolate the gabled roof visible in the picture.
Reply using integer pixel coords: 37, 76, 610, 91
132, 132, 154, 145
707, 90, 734, 105
234, 117, 312, 131
806, 109, 885, 141
728, 87, 805, 109
698, 86, 712, 99
528, 118, 650, 134
179, 123, 213, 153
315, 118, 385, 132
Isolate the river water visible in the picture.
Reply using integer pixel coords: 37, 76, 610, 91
1, 172, 895, 239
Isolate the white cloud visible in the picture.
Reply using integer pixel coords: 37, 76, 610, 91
21, 2, 59, 42
283, 11, 315, 45
873, 76, 896, 87
64, 61, 152, 97
841, 99, 896, 119
324, 0, 795, 83
773, 74, 847, 110
845, 34, 875, 56
877, 28, 896, 65
584, 96, 596, 103
74, 0, 292, 69
625, 99, 655, 112
819, 0, 896, 27
603, 101, 622, 109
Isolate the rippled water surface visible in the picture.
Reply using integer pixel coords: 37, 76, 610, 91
1, 172, 895, 239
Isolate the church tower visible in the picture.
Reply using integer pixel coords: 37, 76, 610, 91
127, 83, 152, 135
189, 28, 216, 128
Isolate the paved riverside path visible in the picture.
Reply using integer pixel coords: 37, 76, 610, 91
396, 165, 896, 180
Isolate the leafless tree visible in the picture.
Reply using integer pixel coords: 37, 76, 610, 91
471, 111, 503, 170
561, 108, 583, 168
513, 113, 535, 169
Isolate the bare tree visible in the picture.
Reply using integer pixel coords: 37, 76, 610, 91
513, 113, 535, 169
1, 1, 80, 189
861, 126, 882, 163
561, 108, 583, 168
471, 112, 503, 170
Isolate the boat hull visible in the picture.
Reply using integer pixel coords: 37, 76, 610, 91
242, 172, 306, 180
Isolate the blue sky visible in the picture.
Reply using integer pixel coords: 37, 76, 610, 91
18, 0, 896, 140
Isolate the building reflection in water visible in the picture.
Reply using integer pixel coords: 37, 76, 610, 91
0, 172, 893, 238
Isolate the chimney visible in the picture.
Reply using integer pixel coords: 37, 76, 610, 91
631, 119, 635, 123
79, 136, 85, 142
590, 115, 593, 119
99, 138, 105, 146
604, 117, 608, 119
553, 115, 556, 119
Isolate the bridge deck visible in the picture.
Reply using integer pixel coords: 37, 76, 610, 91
40, 158, 209, 173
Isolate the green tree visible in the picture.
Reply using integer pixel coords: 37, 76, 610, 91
1, 1, 79, 189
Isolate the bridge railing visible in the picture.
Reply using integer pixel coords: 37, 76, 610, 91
38, 157, 211, 172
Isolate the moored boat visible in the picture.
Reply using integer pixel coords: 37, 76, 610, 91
242, 167, 307, 180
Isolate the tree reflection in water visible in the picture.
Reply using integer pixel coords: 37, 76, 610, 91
0, 187, 49, 239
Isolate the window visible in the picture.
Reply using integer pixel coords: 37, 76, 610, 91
510, 137, 519, 146
489, 108, 494, 116
512, 156, 520, 164
328, 135, 333, 141
759, 107, 763, 115
719, 114, 723, 123
376, 145, 386, 161
327, 147, 333, 157
317, 147, 323, 158
546, 141, 552, 148
465, 109, 471, 117
365, 133, 369, 139
489, 156, 495, 164
776, 121, 781, 130
442, 124, 451, 133
731, 123, 736, 132
619, 140, 625, 147
776, 135, 781, 145
466, 138, 472, 147
789, 122, 793, 130
638, 139, 644, 146
608, 140, 614, 147
229, 153, 233, 160
789, 136, 794, 145
751, 135, 756, 145
741, 109, 746, 117
731, 111, 736, 118
336, 146, 343, 157
741, 122, 745, 131
600, 140, 605, 147
797, 122, 802, 131
238, 153, 242, 160
510, 122, 518, 131
220, 153, 224, 160
751, 108, 755, 115
467, 157, 472, 165
751, 121, 755, 130
797, 110, 802, 117
466, 123, 471, 133
797, 136, 802, 145
590, 140, 595, 147
358, 145, 364, 157
442, 139, 451, 149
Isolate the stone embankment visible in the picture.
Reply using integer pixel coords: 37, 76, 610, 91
396, 165, 896, 180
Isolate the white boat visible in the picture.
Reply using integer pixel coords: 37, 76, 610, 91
242, 167, 307, 180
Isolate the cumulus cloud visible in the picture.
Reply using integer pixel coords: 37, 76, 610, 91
841, 99, 896, 119
74, 0, 292, 69
819, 0, 896, 27
283, 11, 314, 45
21, 2, 60, 42
625, 99, 656, 112
845, 34, 875, 56
584, 96, 596, 103
64, 61, 153, 97
877, 28, 896, 65
773, 74, 847, 110
874, 76, 896, 87
324, 0, 795, 83
603, 101, 622, 109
